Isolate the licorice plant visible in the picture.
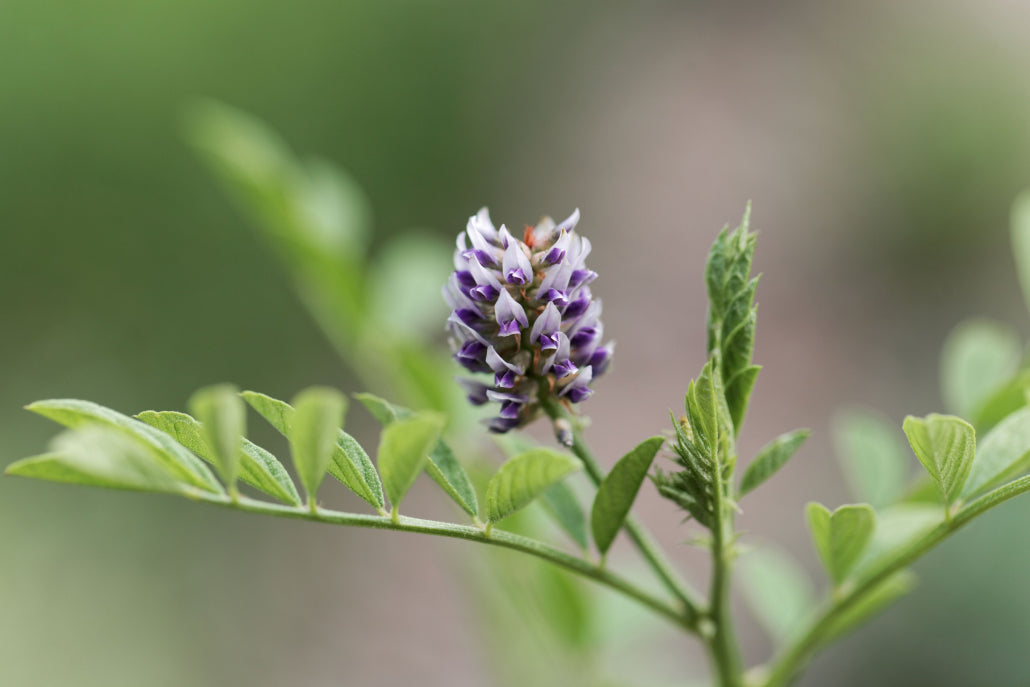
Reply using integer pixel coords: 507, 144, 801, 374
8, 102, 1030, 687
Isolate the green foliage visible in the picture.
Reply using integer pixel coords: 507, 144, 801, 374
485, 449, 583, 524
704, 203, 761, 434
832, 409, 908, 508
355, 392, 478, 518
1011, 190, 1030, 313
289, 387, 347, 506
820, 571, 916, 644
903, 414, 976, 508
6, 427, 192, 495
242, 390, 385, 511
185, 101, 370, 348
541, 481, 589, 551
960, 406, 1030, 499
971, 369, 1030, 432
738, 546, 815, 643
654, 360, 735, 529
806, 503, 875, 585
24, 399, 222, 493
591, 437, 664, 556
136, 410, 300, 505
495, 432, 590, 549
941, 320, 1022, 419
739, 430, 810, 497
188, 384, 246, 493
376, 412, 446, 514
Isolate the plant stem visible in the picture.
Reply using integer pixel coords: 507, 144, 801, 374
760, 473, 1030, 687
706, 442, 744, 687
191, 490, 695, 632
538, 395, 706, 628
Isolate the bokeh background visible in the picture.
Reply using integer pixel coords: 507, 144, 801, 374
4, 1, 1030, 685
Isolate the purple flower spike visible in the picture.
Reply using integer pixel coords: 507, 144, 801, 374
445, 206, 611, 433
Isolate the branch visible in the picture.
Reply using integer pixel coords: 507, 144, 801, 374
538, 395, 707, 628
189, 490, 697, 632
760, 473, 1030, 687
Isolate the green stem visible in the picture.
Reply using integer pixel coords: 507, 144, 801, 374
707, 488, 743, 687
190, 490, 694, 632
538, 395, 706, 628
761, 474, 1030, 687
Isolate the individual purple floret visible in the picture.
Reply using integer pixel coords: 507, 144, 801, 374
443, 207, 614, 433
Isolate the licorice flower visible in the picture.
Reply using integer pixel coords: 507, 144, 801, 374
444, 207, 613, 433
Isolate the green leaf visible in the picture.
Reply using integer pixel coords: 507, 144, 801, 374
377, 412, 445, 512
591, 437, 664, 555
972, 369, 1030, 432
188, 384, 245, 491
739, 430, 810, 496
185, 101, 370, 350
541, 480, 589, 550
6, 426, 189, 494
136, 410, 300, 505
961, 406, 1030, 499
486, 449, 583, 524
536, 565, 593, 649
738, 546, 815, 643
25, 399, 222, 494
853, 504, 942, 578
903, 414, 976, 506
832, 409, 908, 508
289, 387, 347, 504
1011, 190, 1030, 314
941, 319, 1022, 419
355, 393, 479, 518
806, 502, 876, 585
368, 234, 453, 341
704, 203, 760, 434
821, 571, 917, 645
654, 360, 734, 529
242, 390, 384, 510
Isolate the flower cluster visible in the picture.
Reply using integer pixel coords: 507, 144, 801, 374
444, 207, 613, 433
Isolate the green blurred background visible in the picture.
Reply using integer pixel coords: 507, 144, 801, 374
4, 1, 1030, 685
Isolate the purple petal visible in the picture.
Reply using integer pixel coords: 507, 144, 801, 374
563, 293, 591, 318
486, 346, 523, 375
494, 288, 528, 336
588, 342, 614, 377
456, 340, 488, 372
570, 327, 597, 349
486, 389, 530, 403
529, 302, 562, 347
559, 365, 594, 403
501, 231, 533, 285
556, 208, 580, 233
535, 261, 572, 302
468, 255, 502, 290
569, 269, 597, 288
543, 229, 571, 265
565, 385, 593, 403
456, 378, 491, 405
462, 248, 498, 267
552, 359, 578, 379
455, 308, 486, 327
487, 416, 520, 434
470, 284, 499, 302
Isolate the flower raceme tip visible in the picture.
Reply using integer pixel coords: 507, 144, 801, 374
444, 207, 613, 433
